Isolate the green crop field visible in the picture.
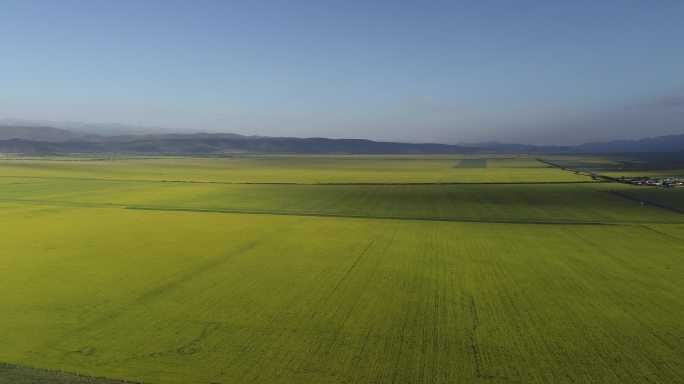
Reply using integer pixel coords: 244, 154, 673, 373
0, 156, 590, 183
612, 187, 684, 212
454, 158, 487, 168
544, 153, 684, 179
0, 156, 682, 384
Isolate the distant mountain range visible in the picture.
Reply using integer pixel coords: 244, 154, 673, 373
0, 126, 84, 142
0, 125, 682, 155
0, 118, 195, 136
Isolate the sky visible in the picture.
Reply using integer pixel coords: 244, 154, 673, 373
1, 0, 683, 145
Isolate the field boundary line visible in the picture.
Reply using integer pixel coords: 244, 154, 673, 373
125, 206, 619, 225
0, 174, 602, 186
0, 361, 150, 384
535, 158, 605, 180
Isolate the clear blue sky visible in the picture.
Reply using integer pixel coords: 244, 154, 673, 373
1, 0, 683, 144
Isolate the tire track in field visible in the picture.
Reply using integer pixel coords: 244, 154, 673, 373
636, 225, 684, 244
127, 235, 267, 308
467, 295, 484, 379
388, 232, 417, 384
390, 273, 413, 384
308, 240, 375, 321
294, 222, 400, 380
348, 224, 403, 381
563, 231, 684, 374
338, 221, 402, 383
132, 239, 262, 307
44, 235, 272, 355
312, 234, 387, 354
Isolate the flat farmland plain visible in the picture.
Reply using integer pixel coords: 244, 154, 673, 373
0, 156, 682, 384
0, 156, 588, 183
0, 180, 681, 224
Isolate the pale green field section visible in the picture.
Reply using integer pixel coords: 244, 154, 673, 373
0, 205, 683, 383
0, 157, 589, 183
0, 156, 682, 384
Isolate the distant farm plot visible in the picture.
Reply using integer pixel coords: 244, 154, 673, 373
604, 169, 684, 179
455, 158, 487, 168
544, 153, 684, 178
0, 156, 590, 183
0, 156, 461, 183
0, 156, 682, 384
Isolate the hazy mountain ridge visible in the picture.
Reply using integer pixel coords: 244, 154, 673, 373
0, 126, 84, 142
0, 126, 682, 155
574, 134, 684, 152
0, 118, 195, 136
